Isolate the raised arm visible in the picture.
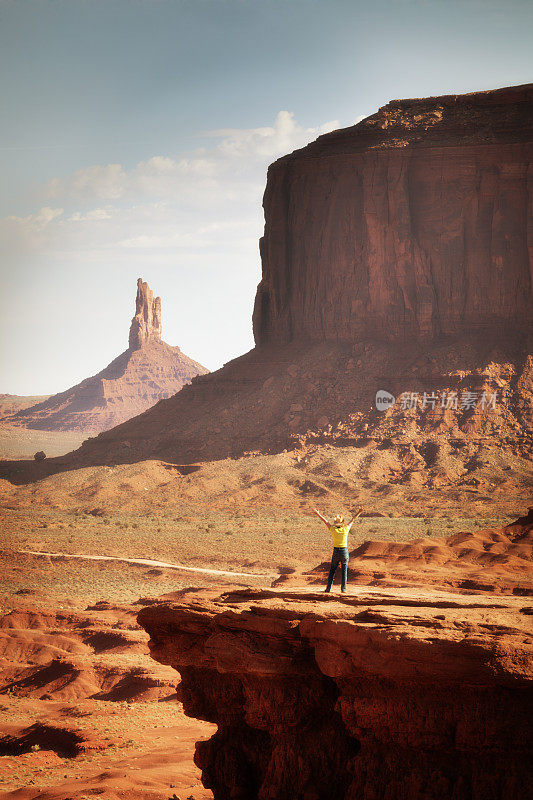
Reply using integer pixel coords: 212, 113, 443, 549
313, 508, 331, 528
347, 506, 364, 528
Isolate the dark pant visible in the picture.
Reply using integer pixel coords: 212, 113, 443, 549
326, 547, 349, 591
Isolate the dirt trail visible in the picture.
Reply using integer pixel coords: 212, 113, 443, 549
17, 549, 269, 578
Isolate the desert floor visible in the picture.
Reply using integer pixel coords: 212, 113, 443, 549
0, 431, 531, 799
0, 424, 87, 461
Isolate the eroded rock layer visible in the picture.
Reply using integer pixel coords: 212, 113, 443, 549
138, 586, 533, 800
253, 84, 533, 346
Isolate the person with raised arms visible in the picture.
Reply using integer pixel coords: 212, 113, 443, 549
313, 506, 364, 593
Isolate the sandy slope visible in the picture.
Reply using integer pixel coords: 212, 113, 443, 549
0, 588, 216, 799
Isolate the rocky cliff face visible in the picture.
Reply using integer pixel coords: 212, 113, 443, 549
138, 586, 533, 800
129, 278, 162, 350
8, 278, 207, 433
253, 84, 533, 346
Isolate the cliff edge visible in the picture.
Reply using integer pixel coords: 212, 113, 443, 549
138, 585, 533, 800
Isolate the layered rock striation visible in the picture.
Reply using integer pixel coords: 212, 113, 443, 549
8, 278, 207, 433
253, 84, 533, 346
138, 586, 533, 800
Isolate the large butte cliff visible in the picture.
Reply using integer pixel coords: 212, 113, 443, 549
138, 585, 533, 800
6, 278, 208, 433
253, 83, 532, 346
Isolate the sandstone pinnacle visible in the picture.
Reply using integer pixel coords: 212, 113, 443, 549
129, 278, 162, 350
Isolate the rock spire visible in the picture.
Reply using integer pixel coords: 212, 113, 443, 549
129, 278, 162, 350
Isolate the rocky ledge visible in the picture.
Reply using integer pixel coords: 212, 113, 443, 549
138, 586, 533, 800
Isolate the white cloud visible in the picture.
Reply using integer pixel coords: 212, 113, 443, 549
48, 164, 126, 201
7, 206, 64, 230
42, 111, 340, 204
208, 110, 339, 159
1, 206, 65, 259
1, 111, 340, 269
68, 208, 113, 222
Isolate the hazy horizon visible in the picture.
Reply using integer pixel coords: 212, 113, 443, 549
1, 0, 532, 395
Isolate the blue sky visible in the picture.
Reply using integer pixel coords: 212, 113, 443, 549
1, 0, 532, 394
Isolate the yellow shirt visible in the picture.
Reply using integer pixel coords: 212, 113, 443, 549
330, 522, 353, 548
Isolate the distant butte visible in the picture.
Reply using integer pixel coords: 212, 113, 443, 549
7, 278, 208, 433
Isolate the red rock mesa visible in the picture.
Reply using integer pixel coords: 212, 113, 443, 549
253, 83, 532, 346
